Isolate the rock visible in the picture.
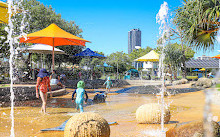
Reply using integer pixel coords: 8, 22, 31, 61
195, 78, 213, 88
212, 80, 217, 85
156, 91, 169, 97
200, 78, 212, 87
167, 91, 173, 96
196, 81, 202, 86
191, 81, 196, 87
180, 78, 188, 84
203, 84, 209, 88
192, 78, 214, 88
173, 80, 181, 85
193, 132, 203, 137
166, 120, 220, 137
85, 83, 93, 89
64, 112, 110, 137
136, 103, 171, 124
172, 79, 188, 85
93, 93, 106, 103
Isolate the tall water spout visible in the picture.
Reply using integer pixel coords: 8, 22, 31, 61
7, 0, 15, 136
156, 1, 169, 135
203, 72, 220, 137
5, 0, 27, 136
203, 89, 213, 137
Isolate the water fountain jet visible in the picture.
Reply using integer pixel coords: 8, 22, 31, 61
156, 1, 170, 136
5, 0, 28, 136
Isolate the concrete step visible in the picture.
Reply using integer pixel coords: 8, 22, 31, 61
48, 88, 67, 97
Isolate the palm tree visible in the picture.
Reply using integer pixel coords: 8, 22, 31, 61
174, 0, 220, 50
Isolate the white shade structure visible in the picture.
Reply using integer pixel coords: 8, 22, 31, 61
17, 44, 66, 70
20, 44, 66, 54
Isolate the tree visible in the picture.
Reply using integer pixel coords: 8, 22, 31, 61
158, 43, 195, 80
0, 0, 84, 70
106, 51, 132, 79
24, 0, 84, 67
79, 57, 104, 69
0, 24, 8, 58
79, 51, 105, 68
164, 43, 184, 81
174, 0, 220, 50
79, 51, 105, 80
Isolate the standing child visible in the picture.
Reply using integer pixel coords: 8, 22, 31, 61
72, 81, 88, 113
103, 77, 113, 96
36, 68, 51, 114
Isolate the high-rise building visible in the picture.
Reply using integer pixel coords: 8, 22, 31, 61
128, 29, 141, 54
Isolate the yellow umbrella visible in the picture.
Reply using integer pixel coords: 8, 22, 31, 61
199, 68, 206, 71
134, 50, 159, 62
20, 23, 90, 70
199, 68, 207, 77
0, 1, 9, 24
134, 50, 159, 77
0, 1, 21, 24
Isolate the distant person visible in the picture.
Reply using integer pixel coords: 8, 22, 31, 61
72, 81, 88, 112
92, 72, 95, 79
154, 69, 157, 76
103, 77, 113, 96
34, 68, 39, 80
50, 70, 63, 87
36, 68, 51, 114
60, 73, 67, 84
148, 74, 151, 80
78, 71, 82, 79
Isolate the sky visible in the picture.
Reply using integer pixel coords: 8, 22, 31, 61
4, 0, 220, 57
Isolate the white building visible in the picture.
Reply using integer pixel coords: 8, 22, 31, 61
142, 61, 158, 71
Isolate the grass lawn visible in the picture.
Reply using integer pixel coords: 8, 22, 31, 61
0, 84, 10, 88
216, 84, 220, 88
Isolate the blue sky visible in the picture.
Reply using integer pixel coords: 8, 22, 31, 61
5, 0, 220, 57
38, 0, 182, 55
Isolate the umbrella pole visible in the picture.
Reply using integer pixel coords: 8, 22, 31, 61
41, 54, 43, 68
52, 39, 55, 71
30, 53, 32, 79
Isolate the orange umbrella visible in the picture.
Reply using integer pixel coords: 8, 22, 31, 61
212, 54, 220, 59
20, 23, 90, 70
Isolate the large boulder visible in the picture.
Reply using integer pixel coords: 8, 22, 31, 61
64, 112, 110, 137
166, 120, 220, 137
136, 103, 171, 124
180, 78, 188, 84
173, 80, 182, 85
172, 79, 188, 86
194, 78, 213, 88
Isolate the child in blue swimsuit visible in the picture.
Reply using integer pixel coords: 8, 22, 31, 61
72, 81, 88, 113
103, 77, 113, 95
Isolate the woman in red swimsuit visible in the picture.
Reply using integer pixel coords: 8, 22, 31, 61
36, 69, 51, 114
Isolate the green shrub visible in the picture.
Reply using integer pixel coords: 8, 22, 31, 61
186, 76, 198, 79
216, 84, 220, 88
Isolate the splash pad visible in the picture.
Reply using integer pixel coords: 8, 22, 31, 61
1, 0, 220, 137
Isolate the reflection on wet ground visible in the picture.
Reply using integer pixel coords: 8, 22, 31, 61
0, 87, 220, 137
